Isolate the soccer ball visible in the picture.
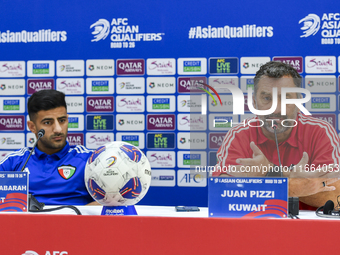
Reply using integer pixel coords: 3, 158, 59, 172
85, 141, 152, 206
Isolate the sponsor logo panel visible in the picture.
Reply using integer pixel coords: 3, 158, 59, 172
27, 79, 55, 95
178, 76, 207, 93
116, 114, 144, 131
0, 133, 25, 149
0, 115, 25, 131
177, 58, 207, 75
177, 151, 207, 168
209, 132, 227, 149
116, 96, 145, 112
68, 114, 84, 131
177, 95, 202, 112
86, 78, 114, 94
272, 57, 303, 73
147, 96, 176, 112
304, 75, 336, 92
147, 151, 176, 168
116, 59, 144, 75
147, 58, 176, 75
0, 97, 25, 113
240, 57, 271, 74
312, 114, 336, 129
65, 96, 84, 113
240, 76, 254, 93
27, 61, 55, 77
116, 132, 145, 149
177, 114, 207, 131
26, 132, 36, 147
177, 169, 207, 187
305, 56, 336, 73
209, 57, 238, 74
209, 95, 233, 112
0, 79, 25, 95
209, 114, 238, 131
151, 170, 176, 187
305, 94, 336, 112
147, 114, 175, 131
147, 77, 176, 94
56, 60, 84, 76
86, 59, 114, 76
147, 133, 175, 149
86, 114, 113, 131
56, 78, 84, 95
116, 77, 144, 94
86, 96, 114, 112
67, 133, 84, 146
86, 132, 114, 149
0, 61, 25, 77
208, 76, 239, 93
177, 132, 207, 149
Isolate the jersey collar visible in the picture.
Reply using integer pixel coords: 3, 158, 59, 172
34, 141, 70, 160
257, 119, 298, 148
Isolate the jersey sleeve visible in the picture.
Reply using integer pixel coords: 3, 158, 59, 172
0, 148, 28, 172
309, 123, 340, 170
212, 126, 252, 176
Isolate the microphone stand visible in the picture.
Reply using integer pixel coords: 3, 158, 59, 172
21, 129, 45, 211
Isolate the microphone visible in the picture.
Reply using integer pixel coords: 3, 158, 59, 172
271, 121, 299, 217
268, 120, 282, 177
20, 129, 45, 172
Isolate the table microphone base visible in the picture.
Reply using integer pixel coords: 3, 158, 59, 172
288, 197, 299, 216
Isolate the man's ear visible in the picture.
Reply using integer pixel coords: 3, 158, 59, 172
27, 120, 37, 134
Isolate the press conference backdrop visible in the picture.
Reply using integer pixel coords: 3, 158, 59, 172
0, 0, 339, 206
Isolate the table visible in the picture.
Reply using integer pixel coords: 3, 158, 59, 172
1, 206, 338, 255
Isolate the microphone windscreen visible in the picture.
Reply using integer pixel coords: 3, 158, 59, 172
323, 200, 334, 215
38, 129, 45, 138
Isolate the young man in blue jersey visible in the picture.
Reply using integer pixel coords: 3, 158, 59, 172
0, 90, 94, 205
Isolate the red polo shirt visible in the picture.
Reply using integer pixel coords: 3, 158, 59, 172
214, 113, 340, 210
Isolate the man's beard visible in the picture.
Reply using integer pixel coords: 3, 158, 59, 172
39, 133, 67, 150
258, 114, 295, 134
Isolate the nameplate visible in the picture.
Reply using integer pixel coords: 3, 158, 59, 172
0, 171, 28, 212
208, 177, 288, 218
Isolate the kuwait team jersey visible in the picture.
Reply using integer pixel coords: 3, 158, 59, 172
0, 141, 94, 205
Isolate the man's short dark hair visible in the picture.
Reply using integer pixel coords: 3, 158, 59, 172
254, 61, 302, 96
28, 90, 67, 122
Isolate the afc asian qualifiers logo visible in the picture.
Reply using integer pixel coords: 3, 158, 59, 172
58, 165, 76, 180
90, 19, 110, 42
299, 14, 320, 37
22, 251, 68, 255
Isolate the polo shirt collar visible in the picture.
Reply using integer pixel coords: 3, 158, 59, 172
256, 119, 298, 148
34, 141, 70, 160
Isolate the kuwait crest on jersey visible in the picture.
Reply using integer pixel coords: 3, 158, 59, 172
58, 165, 76, 180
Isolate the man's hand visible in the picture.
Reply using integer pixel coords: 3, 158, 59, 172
235, 142, 273, 176
285, 151, 340, 198
288, 177, 339, 197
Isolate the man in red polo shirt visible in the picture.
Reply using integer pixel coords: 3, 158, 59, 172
213, 61, 340, 209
